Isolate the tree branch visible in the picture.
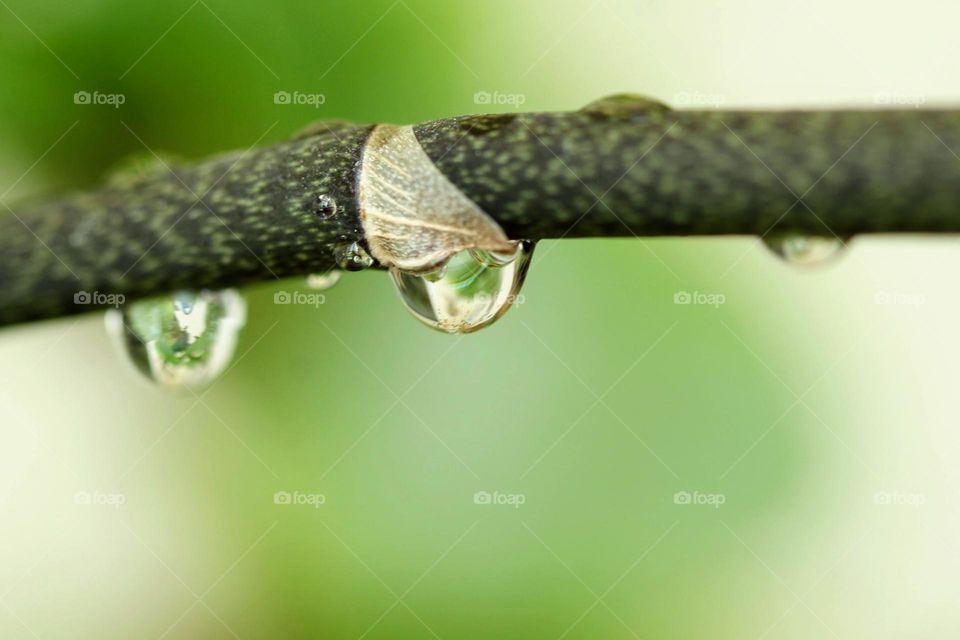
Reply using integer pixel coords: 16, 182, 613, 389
3, 95, 960, 328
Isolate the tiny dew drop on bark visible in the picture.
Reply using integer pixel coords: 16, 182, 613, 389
105, 289, 246, 390
389, 241, 535, 334
334, 241, 374, 272
763, 233, 846, 267
315, 194, 337, 219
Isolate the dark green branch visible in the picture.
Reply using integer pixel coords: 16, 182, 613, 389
0, 123, 374, 326
3, 95, 960, 328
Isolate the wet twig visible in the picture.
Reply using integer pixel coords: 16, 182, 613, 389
2, 95, 960, 327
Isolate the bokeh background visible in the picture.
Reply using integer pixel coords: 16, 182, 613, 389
3, 0, 960, 638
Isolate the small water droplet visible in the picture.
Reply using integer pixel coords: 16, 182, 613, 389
335, 241, 374, 272
106, 289, 246, 390
316, 194, 337, 219
390, 241, 534, 334
763, 234, 845, 267
580, 94, 670, 119
306, 270, 342, 291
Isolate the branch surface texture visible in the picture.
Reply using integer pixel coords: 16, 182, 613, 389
3, 94, 960, 327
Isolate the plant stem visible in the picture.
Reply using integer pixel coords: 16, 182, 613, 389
3, 95, 960, 328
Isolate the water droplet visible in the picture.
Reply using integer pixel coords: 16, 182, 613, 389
306, 270, 342, 291
390, 241, 534, 334
334, 241, 374, 272
763, 234, 846, 267
106, 289, 246, 390
580, 94, 670, 119
316, 194, 337, 219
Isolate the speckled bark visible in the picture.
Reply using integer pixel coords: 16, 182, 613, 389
0, 124, 373, 326
414, 99, 960, 240
3, 96, 960, 328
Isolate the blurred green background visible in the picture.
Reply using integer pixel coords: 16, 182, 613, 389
3, 0, 960, 638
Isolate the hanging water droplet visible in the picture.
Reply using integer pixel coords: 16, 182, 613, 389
763, 234, 846, 267
105, 289, 246, 390
334, 241, 374, 272
316, 194, 337, 219
390, 241, 535, 334
305, 270, 342, 291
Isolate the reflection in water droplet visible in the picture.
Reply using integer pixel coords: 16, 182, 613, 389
390, 241, 534, 334
763, 234, 845, 267
469, 248, 519, 268
106, 289, 246, 390
334, 241, 374, 272
306, 270, 342, 291
174, 297, 194, 315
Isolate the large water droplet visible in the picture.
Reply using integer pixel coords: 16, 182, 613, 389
390, 241, 534, 334
763, 234, 846, 267
106, 289, 246, 390
306, 270, 342, 291
334, 241, 374, 272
